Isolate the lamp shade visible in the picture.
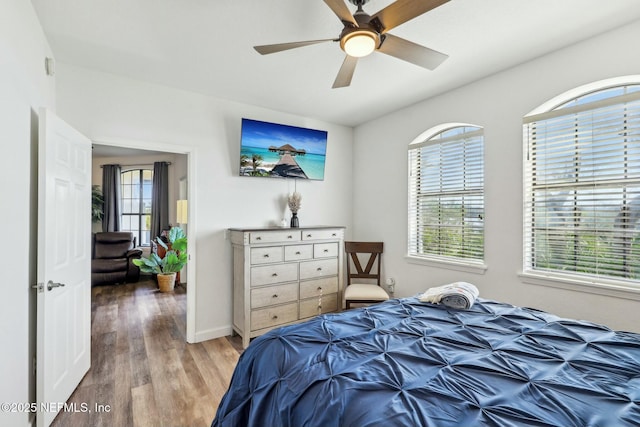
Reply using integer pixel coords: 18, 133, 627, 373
176, 199, 188, 224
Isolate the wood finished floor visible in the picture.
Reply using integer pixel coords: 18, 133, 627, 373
51, 279, 242, 427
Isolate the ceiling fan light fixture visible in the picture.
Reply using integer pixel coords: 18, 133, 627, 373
341, 30, 377, 57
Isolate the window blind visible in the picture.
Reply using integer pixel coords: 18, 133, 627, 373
408, 127, 484, 262
523, 89, 640, 282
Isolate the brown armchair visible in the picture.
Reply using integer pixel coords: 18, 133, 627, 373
91, 232, 143, 286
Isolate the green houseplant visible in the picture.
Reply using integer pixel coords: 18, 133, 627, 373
92, 185, 104, 223
133, 227, 187, 292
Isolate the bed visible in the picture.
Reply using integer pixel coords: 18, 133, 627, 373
212, 297, 640, 426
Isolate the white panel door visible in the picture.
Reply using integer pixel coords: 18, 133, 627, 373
36, 109, 92, 427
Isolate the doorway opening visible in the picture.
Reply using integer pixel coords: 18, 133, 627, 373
91, 140, 196, 342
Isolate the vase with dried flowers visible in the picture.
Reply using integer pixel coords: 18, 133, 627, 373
288, 191, 302, 228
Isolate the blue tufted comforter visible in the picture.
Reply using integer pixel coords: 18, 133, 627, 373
212, 298, 640, 427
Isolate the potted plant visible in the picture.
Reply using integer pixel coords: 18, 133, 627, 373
133, 227, 187, 292
92, 185, 104, 223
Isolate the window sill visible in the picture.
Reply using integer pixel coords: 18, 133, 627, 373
405, 255, 487, 275
519, 270, 640, 301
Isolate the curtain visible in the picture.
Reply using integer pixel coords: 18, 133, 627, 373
101, 164, 122, 232
151, 161, 169, 239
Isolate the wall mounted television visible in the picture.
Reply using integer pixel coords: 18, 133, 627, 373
239, 118, 328, 180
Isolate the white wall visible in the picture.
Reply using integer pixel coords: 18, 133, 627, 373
56, 64, 354, 341
352, 20, 640, 333
0, 2, 55, 426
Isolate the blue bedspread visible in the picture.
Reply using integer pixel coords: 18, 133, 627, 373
213, 298, 640, 426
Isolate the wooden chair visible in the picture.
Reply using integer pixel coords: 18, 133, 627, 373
344, 241, 389, 309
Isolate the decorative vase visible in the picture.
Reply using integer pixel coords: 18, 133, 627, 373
157, 272, 177, 292
290, 212, 299, 228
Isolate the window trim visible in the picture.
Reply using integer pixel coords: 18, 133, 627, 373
519, 270, 640, 302
408, 124, 485, 266
522, 78, 640, 291
120, 168, 153, 246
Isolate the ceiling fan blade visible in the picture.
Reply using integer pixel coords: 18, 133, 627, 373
254, 39, 334, 55
378, 34, 448, 70
332, 55, 358, 88
371, 0, 450, 34
323, 0, 358, 26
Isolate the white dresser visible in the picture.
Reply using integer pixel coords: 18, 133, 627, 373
230, 226, 345, 348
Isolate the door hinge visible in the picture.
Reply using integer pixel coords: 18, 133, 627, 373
31, 282, 44, 293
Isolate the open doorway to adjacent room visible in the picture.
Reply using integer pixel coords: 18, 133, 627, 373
91, 142, 194, 341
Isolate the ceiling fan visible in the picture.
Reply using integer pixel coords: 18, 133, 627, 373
254, 0, 450, 88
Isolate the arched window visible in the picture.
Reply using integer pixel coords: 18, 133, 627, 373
120, 169, 153, 246
523, 81, 640, 283
408, 124, 485, 263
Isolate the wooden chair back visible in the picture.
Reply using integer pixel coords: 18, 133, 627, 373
345, 241, 383, 286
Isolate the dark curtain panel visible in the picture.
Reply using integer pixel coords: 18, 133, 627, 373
101, 164, 122, 232
151, 161, 169, 239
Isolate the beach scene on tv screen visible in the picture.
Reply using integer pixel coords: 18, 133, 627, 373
239, 118, 327, 180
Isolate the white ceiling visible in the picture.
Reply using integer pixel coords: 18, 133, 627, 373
31, 0, 640, 127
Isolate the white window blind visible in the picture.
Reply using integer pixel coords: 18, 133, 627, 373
523, 86, 640, 282
408, 126, 484, 262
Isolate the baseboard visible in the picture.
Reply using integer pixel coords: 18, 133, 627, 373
193, 325, 233, 343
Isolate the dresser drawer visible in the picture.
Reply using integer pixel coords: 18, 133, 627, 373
251, 283, 298, 308
300, 259, 338, 280
250, 246, 284, 265
301, 229, 343, 241
250, 230, 301, 244
251, 302, 298, 331
251, 263, 298, 287
300, 277, 339, 299
314, 242, 338, 258
299, 293, 338, 319
284, 244, 313, 261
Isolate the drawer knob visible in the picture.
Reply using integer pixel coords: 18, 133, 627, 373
256, 236, 262, 240
272, 273, 278, 277
295, 251, 301, 255
287, 235, 293, 239
263, 254, 269, 258
272, 294, 278, 298
323, 249, 329, 253
332, 233, 337, 236
272, 315, 278, 320
306, 234, 312, 238
317, 286, 323, 291
317, 267, 322, 271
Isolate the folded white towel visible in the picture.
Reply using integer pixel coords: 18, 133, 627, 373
419, 282, 479, 309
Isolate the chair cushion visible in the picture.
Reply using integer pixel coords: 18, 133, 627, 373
92, 258, 128, 273
94, 232, 135, 259
94, 231, 134, 244
345, 283, 389, 301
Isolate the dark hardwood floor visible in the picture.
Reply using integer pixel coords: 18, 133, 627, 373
51, 279, 241, 427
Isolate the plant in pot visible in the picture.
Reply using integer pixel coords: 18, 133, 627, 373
133, 227, 187, 292
92, 185, 104, 223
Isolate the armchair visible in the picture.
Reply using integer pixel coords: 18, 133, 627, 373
91, 232, 143, 286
